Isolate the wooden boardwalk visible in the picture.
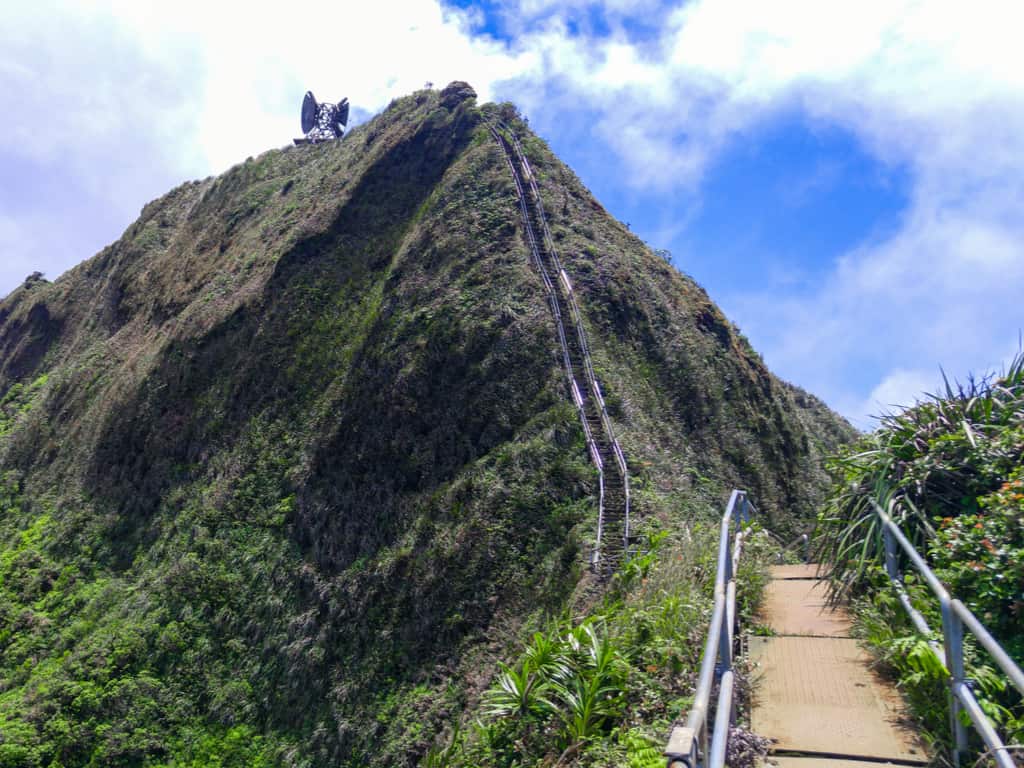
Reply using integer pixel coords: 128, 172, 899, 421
752, 565, 928, 767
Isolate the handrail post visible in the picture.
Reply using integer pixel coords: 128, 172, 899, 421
664, 727, 697, 768
666, 490, 757, 768
883, 526, 899, 582
718, 595, 732, 677
723, 535, 734, 585
709, 671, 734, 768
941, 596, 970, 766
870, 498, 1024, 766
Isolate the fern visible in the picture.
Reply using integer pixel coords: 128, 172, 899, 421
621, 728, 663, 768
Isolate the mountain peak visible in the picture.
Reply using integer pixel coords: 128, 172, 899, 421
0, 87, 854, 766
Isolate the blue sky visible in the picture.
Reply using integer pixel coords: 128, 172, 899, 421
1, 0, 1022, 428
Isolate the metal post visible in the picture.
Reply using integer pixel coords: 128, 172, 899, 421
709, 671, 734, 768
941, 596, 969, 766
664, 726, 697, 768
718, 518, 734, 687
883, 527, 899, 582
718, 597, 732, 674
722, 507, 735, 591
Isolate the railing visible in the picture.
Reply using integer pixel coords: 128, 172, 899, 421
765, 530, 810, 563
664, 490, 754, 768
499, 124, 632, 555
873, 498, 1024, 768
488, 123, 608, 540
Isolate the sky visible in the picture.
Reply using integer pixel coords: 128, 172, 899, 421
1, 0, 1021, 429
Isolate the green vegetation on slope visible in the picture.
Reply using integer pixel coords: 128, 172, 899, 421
0, 84, 853, 766
817, 353, 1024, 755
430, 522, 774, 768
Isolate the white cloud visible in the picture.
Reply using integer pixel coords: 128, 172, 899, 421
1, 0, 1020, 428
1, 0, 532, 175
724, 194, 1024, 427
857, 368, 941, 429
0, 216, 33, 290
494, 0, 1024, 425
100, 0, 530, 172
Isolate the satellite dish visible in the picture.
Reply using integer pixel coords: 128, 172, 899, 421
295, 90, 349, 145
301, 91, 318, 134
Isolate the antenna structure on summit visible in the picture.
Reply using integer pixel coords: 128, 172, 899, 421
294, 91, 349, 145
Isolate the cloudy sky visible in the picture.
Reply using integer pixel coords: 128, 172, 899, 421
2, 0, 1021, 428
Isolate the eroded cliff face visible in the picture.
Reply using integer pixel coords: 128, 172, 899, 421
0, 85, 853, 766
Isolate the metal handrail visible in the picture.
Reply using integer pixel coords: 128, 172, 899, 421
501, 125, 632, 553
664, 490, 753, 768
873, 498, 1024, 768
489, 124, 607, 557
770, 530, 811, 563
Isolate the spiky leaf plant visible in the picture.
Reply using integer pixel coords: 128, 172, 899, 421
817, 350, 1024, 602
816, 350, 1024, 759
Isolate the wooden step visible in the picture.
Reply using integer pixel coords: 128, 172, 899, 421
752, 567, 927, 764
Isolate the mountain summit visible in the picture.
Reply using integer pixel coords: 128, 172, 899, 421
0, 83, 853, 766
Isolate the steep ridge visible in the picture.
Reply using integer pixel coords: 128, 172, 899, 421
0, 85, 856, 766
491, 123, 631, 574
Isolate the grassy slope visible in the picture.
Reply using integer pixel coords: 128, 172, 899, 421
0, 90, 852, 767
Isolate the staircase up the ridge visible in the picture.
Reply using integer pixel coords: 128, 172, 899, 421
490, 123, 630, 574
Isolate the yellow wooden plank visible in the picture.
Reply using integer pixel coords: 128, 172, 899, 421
770, 757, 910, 768
760, 579, 852, 637
770, 564, 823, 580
750, 636, 926, 763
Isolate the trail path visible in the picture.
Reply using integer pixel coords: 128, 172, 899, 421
752, 564, 928, 768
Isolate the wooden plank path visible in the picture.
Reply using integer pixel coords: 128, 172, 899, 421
752, 565, 928, 768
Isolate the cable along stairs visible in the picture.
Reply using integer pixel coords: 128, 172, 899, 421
490, 123, 631, 574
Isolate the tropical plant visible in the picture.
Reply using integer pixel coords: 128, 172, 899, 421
817, 350, 1024, 602
484, 661, 552, 719
816, 350, 1024, 759
547, 624, 627, 746
546, 672, 623, 747
525, 629, 574, 683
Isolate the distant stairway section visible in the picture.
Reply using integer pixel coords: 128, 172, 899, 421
490, 122, 631, 574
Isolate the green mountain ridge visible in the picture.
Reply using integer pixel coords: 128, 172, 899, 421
0, 83, 854, 766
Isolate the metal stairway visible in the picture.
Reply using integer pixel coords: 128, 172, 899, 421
490, 123, 631, 573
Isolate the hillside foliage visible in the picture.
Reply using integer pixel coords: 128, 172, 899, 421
0, 85, 853, 766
